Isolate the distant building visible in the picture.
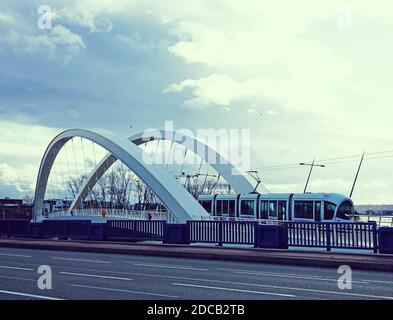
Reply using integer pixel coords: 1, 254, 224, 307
43, 199, 72, 213
0, 198, 32, 220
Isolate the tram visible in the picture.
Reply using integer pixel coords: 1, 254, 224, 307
198, 193, 355, 222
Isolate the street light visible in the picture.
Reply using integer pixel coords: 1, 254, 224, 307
299, 159, 326, 193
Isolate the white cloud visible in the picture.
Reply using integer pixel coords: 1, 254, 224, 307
116, 34, 156, 52
0, 12, 15, 25
0, 120, 63, 194
0, 25, 85, 63
165, 74, 268, 108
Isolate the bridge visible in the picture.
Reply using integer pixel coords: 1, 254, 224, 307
2, 127, 393, 301
32, 128, 255, 223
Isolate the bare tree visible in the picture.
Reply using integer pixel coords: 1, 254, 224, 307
66, 175, 87, 198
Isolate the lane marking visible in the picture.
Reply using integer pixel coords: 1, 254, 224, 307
60, 272, 133, 281
361, 279, 393, 285
56, 266, 393, 300
217, 268, 326, 279
0, 275, 35, 282
0, 265, 33, 271
0, 289, 64, 300
9, 261, 393, 300
0, 253, 32, 258
129, 262, 209, 271
171, 279, 393, 300
70, 284, 179, 299
51, 257, 111, 264
172, 283, 296, 298
217, 268, 369, 284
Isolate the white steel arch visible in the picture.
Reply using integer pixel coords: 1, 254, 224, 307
33, 128, 209, 223
69, 129, 255, 213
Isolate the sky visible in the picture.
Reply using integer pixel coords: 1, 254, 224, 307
0, 0, 393, 204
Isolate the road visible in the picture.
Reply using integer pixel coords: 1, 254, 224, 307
0, 247, 393, 300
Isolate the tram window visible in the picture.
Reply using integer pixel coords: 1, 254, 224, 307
228, 200, 236, 217
222, 200, 228, 214
241, 200, 255, 216
294, 201, 314, 219
278, 201, 286, 220
315, 201, 321, 222
260, 201, 268, 219
336, 201, 354, 220
216, 200, 223, 216
269, 201, 278, 218
324, 202, 336, 220
200, 200, 212, 213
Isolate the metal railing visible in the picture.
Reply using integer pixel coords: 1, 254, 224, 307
356, 215, 393, 227
187, 220, 257, 245
106, 220, 166, 241
286, 221, 378, 252
47, 209, 170, 221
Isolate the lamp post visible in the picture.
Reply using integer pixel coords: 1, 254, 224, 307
299, 159, 326, 193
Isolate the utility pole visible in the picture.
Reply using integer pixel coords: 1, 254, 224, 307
350, 152, 365, 198
299, 159, 326, 193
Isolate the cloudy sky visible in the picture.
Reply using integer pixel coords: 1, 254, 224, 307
0, 0, 393, 204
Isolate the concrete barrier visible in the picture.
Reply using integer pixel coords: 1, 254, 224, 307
163, 224, 190, 244
255, 224, 288, 249
378, 227, 393, 254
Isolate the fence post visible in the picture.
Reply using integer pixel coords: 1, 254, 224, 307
7, 220, 10, 238
372, 222, 378, 254
326, 223, 331, 252
218, 221, 223, 246
254, 222, 259, 248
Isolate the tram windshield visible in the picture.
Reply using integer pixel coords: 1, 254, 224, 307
336, 200, 354, 220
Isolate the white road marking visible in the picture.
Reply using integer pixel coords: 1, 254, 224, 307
172, 283, 296, 298
0, 289, 64, 300
60, 272, 133, 281
0, 253, 32, 258
58, 266, 393, 300
51, 257, 111, 264
173, 279, 393, 300
217, 268, 369, 284
70, 284, 179, 298
0, 275, 35, 282
129, 262, 208, 271
360, 279, 393, 285
0, 265, 33, 271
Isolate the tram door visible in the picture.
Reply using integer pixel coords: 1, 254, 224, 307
315, 201, 321, 222
278, 201, 287, 221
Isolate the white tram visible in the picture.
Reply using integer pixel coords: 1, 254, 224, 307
198, 193, 355, 222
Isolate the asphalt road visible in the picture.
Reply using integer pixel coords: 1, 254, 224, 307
0, 247, 392, 300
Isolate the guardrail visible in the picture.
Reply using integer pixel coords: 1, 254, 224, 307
187, 220, 257, 245
286, 222, 377, 253
356, 215, 393, 227
0, 220, 30, 237
41, 220, 91, 239
106, 220, 166, 241
1, 219, 391, 254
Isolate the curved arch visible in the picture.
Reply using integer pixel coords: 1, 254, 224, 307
69, 129, 254, 213
33, 128, 209, 223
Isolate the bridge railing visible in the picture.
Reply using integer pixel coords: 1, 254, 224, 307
0, 220, 30, 237
187, 220, 257, 245
286, 221, 378, 253
2, 219, 391, 254
47, 209, 169, 221
106, 220, 166, 241
356, 215, 393, 227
